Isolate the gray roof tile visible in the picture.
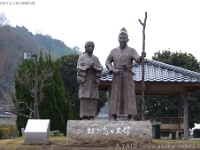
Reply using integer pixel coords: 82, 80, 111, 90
101, 59, 200, 82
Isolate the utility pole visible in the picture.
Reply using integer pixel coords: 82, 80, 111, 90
33, 54, 38, 119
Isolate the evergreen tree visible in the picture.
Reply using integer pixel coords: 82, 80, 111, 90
14, 60, 34, 134
57, 54, 80, 119
14, 51, 73, 135
153, 50, 200, 72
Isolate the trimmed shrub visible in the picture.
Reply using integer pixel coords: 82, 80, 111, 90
0, 124, 18, 139
0, 128, 10, 139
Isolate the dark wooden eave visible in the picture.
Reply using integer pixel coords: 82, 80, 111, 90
99, 81, 200, 96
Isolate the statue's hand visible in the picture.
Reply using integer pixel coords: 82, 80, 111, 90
113, 69, 119, 74
142, 52, 146, 57
89, 61, 94, 68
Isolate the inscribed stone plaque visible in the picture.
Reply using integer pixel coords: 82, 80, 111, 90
67, 120, 152, 146
24, 119, 50, 144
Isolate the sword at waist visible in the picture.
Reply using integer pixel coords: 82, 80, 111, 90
116, 69, 135, 75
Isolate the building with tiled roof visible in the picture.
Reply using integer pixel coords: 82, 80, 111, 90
100, 59, 200, 95
98, 59, 200, 140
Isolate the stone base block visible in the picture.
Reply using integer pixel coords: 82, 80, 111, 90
24, 119, 50, 144
67, 120, 152, 146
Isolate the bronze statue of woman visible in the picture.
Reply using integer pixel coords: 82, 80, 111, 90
77, 41, 102, 120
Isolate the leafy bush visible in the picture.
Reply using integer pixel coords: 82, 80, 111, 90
193, 129, 200, 138
0, 128, 10, 139
0, 124, 18, 139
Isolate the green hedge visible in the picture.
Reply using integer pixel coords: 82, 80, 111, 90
0, 124, 18, 139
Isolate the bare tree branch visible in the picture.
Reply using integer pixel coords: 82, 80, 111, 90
0, 12, 10, 27
0, 58, 54, 119
18, 112, 31, 119
38, 68, 54, 107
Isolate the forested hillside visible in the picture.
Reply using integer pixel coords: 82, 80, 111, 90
0, 16, 81, 102
35, 34, 80, 59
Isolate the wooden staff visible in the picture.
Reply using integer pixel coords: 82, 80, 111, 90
138, 12, 147, 120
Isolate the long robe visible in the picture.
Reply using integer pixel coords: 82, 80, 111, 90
77, 53, 102, 118
105, 46, 140, 116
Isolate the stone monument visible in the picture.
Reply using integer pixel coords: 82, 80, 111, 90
24, 119, 50, 144
67, 120, 152, 146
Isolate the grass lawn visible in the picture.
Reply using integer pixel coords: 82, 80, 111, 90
1, 136, 200, 150
0, 136, 66, 150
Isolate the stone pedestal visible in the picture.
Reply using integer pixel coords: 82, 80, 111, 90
24, 119, 50, 144
67, 120, 152, 146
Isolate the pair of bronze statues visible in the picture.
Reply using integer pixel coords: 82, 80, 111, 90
77, 28, 144, 120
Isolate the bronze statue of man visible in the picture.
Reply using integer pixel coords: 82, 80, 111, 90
77, 41, 102, 120
105, 28, 144, 120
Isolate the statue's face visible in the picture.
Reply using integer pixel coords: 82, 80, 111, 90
85, 43, 94, 54
118, 33, 129, 49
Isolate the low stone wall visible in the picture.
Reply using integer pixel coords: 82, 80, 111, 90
67, 120, 152, 146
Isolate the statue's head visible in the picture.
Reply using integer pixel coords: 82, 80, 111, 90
118, 27, 129, 49
84, 41, 95, 54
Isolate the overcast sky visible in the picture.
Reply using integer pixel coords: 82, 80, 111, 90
1, 0, 200, 66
